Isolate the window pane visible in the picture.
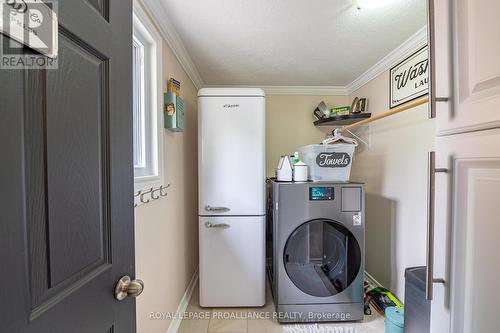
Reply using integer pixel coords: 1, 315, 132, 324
132, 13, 161, 187
132, 39, 146, 169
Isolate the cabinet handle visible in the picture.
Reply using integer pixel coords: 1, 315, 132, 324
427, 0, 451, 119
205, 221, 230, 229
426, 151, 448, 300
205, 205, 230, 212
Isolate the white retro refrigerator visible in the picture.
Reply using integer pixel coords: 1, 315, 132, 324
198, 88, 266, 307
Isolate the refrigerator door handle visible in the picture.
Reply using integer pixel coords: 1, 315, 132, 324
205, 205, 230, 212
205, 221, 231, 229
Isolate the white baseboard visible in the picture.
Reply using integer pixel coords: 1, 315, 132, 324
166, 268, 199, 333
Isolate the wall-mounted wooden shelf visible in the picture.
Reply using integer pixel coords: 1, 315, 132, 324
313, 113, 372, 126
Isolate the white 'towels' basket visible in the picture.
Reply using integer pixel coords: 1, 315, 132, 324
298, 144, 355, 182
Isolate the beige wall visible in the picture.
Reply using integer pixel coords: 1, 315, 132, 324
349, 71, 434, 299
266, 95, 350, 177
134, 12, 199, 333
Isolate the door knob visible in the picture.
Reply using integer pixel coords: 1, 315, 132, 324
114, 276, 144, 301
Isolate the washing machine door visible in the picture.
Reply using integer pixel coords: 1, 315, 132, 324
283, 218, 361, 297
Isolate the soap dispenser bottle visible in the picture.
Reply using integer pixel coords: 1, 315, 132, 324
292, 152, 308, 182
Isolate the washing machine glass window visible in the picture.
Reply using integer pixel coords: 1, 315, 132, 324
283, 218, 361, 297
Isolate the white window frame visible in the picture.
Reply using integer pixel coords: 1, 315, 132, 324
133, 4, 164, 192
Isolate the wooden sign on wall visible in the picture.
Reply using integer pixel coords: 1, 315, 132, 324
389, 45, 428, 108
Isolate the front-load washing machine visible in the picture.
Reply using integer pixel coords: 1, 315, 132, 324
267, 180, 365, 323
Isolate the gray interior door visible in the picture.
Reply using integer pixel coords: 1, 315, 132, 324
0, 0, 136, 332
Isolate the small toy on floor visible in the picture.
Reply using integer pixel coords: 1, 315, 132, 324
366, 287, 403, 316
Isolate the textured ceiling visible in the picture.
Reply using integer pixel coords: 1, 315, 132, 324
160, 0, 427, 86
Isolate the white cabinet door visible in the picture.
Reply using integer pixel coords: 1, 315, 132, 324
199, 216, 265, 307
435, 0, 500, 136
432, 129, 500, 333
198, 96, 265, 216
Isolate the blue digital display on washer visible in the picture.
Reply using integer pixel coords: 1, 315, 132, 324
309, 187, 334, 201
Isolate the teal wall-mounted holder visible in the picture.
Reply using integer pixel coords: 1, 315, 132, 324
164, 92, 184, 132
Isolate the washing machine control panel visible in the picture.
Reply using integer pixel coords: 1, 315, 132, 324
309, 186, 335, 201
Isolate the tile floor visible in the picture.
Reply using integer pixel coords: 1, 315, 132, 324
178, 281, 385, 333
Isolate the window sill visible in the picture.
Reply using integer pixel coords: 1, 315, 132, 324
134, 175, 162, 193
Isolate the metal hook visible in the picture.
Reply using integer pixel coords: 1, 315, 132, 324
134, 190, 142, 208
151, 187, 160, 200
140, 188, 153, 204
160, 184, 170, 196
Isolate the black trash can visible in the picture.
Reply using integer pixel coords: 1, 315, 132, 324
404, 267, 430, 333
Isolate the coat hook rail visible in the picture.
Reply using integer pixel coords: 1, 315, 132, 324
134, 184, 171, 207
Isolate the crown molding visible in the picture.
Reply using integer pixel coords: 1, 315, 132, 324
263, 85, 348, 96
203, 85, 349, 96
346, 26, 428, 95
140, 0, 204, 89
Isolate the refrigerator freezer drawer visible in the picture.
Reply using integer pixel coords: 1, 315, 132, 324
198, 95, 265, 216
199, 216, 266, 307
